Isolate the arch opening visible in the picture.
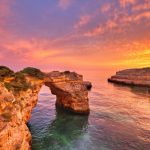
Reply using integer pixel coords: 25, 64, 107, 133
28, 85, 89, 150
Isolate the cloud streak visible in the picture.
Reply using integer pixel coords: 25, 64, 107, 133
58, 0, 72, 10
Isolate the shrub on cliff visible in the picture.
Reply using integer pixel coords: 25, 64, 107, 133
0, 66, 14, 81
4, 72, 31, 92
4, 80, 31, 92
21, 67, 45, 79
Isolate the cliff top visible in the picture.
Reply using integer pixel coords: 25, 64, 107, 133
0, 66, 84, 92
116, 67, 150, 75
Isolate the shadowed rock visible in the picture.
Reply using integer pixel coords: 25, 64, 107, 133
83, 81, 92, 90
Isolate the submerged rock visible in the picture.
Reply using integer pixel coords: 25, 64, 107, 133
0, 67, 91, 150
108, 67, 150, 87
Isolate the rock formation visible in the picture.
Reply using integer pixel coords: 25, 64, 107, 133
108, 67, 150, 87
45, 71, 90, 114
0, 67, 91, 150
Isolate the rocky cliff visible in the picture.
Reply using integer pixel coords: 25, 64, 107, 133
0, 67, 91, 150
108, 67, 150, 87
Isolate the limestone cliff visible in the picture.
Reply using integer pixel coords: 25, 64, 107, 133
108, 67, 150, 87
0, 77, 43, 150
0, 67, 91, 150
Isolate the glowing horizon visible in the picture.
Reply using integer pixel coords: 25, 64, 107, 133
0, 0, 150, 71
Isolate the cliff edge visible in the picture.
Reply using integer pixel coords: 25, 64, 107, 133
108, 67, 150, 87
0, 67, 91, 150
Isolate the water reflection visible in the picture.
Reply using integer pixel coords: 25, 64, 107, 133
29, 74, 150, 150
31, 108, 89, 150
45, 109, 88, 150
109, 82, 150, 98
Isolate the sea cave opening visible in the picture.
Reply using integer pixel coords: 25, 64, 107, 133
27, 85, 89, 150
28, 85, 56, 148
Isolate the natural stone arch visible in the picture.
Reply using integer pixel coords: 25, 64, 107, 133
44, 71, 90, 114
0, 69, 91, 150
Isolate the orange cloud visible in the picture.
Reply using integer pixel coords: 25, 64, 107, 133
2, 38, 61, 59
0, 0, 149, 71
117, 41, 150, 68
134, 11, 150, 21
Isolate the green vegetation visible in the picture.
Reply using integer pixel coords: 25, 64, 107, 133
0, 66, 14, 81
21, 67, 45, 79
4, 80, 31, 92
0, 66, 45, 92
0, 66, 31, 92
4, 72, 31, 92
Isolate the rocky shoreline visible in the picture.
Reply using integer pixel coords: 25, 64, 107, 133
0, 67, 91, 150
108, 68, 150, 87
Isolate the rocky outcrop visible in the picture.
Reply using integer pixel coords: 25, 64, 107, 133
83, 81, 92, 90
0, 83, 31, 150
108, 67, 150, 87
0, 67, 91, 150
0, 77, 43, 150
45, 71, 90, 114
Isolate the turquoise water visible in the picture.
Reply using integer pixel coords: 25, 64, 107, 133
28, 72, 150, 150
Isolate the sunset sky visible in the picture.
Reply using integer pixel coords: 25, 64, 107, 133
0, 0, 150, 71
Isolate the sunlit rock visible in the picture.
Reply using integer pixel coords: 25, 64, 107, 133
108, 67, 150, 87
45, 71, 90, 114
0, 67, 91, 150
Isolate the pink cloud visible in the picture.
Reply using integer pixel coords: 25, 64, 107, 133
84, 26, 104, 37
83, 0, 150, 37
119, 0, 137, 7
132, 2, 150, 11
74, 15, 91, 29
101, 3, 111, 13
58, 0, 72, 10
0, 0, 13, 33
134, 11, 150, 21
84, 19, 117, 37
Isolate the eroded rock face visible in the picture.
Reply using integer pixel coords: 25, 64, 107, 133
45, 71, 90, 114
108, 68, 150, 87
0, 77, 43, 150
0, 68, 91, 150
0, 83, 31, 150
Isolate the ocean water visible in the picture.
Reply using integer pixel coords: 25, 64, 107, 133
28, 71, 150, 150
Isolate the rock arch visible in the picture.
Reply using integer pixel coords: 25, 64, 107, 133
44, 71, 90, 114
0, 71, 91, 150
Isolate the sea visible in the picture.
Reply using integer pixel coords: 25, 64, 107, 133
28, 70, 150, 150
